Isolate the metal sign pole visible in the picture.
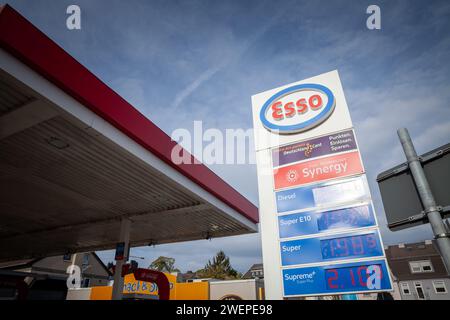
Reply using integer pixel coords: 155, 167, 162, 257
397, 128, 450, 273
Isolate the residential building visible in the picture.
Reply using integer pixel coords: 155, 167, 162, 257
242, 263, 264, 279
0, 252, 111, 299
385, 240, 450, 300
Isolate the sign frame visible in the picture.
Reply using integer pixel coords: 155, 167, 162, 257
377, 142, 450, 230
252, 70, 392, 299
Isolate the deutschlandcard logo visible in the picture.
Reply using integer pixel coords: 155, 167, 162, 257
259, 83, 336, 135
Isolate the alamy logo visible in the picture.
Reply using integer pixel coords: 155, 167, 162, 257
66, 5, 81, 30
366, 5, 381, 30
66, 265, 81, 289
366, 265, 382, 289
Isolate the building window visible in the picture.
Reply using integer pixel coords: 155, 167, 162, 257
251, 270, 263, 278
409, 262, 421, 273
400, 282, 411, 295
421, 261, 433, 272
409, 260, 433, 273
82, 278, 91, 288
433, 280, 447, 294
82, 253, 90, 266
414, 282, 426, 300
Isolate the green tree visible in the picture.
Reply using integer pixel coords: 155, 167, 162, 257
197, 251, 240, 280
149, 256, 180, 273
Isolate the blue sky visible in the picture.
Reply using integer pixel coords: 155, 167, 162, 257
4, 0, 450, 273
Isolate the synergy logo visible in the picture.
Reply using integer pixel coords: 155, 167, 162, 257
286, 169, 299, 183
259, 83, 335, 135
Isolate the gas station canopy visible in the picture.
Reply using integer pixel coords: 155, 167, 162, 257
0, 5, 258, 262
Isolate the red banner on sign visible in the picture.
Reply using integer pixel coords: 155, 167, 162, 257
273, 151, 364, 190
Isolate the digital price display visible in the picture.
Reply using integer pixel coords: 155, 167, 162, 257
278, 204, 375, 238
325, 264, 382, 290
320, 233, 379, 260
275, 176, 369, 213
282, 259, 392, 296
280, 231, 383, 266
317, 205, 375, 231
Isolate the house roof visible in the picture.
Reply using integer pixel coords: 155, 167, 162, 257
385, 241, 450, 281
242, 263, 263, 279
0, 252, 110, 272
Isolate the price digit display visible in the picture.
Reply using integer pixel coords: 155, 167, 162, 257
282, 260, 392, 296
278, 205, 377, 239
317, 205, 375, 232
325, 264, 383, 290
280, 231, 384, 266
351, 235, 364, 255
327, 269, 339, 289
275, 177, 369, 213
320, 233, 381, 260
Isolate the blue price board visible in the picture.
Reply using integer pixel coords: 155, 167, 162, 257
275, 176, 369, 213
280, 230, 383, 266
278, 204, 376, 238
282, 259, 392, 296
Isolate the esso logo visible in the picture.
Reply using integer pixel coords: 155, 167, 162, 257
259, 83, 335, 134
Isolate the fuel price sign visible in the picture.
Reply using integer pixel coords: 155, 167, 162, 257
282, 259, 392, 296
278, 204, 376, 238
252, 71, 392, 299
280, 230, 384, 266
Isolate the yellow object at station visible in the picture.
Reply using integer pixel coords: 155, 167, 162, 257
90, 273, 209, 300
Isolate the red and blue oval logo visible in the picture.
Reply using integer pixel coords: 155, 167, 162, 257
259, 83, 335, 134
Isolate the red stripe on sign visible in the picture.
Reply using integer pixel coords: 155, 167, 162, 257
274, 151, 364, 190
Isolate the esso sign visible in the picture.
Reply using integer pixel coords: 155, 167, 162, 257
259, 84, 335, 134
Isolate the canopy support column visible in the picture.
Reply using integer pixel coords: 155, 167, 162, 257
111, 218, 131, 300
